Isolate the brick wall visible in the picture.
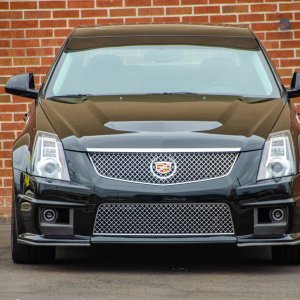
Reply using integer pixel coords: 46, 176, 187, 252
0, 0, 299, 217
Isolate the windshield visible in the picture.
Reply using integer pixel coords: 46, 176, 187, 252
46, 45, 281, 99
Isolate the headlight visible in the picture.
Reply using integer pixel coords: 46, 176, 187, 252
257, 130, 296, 181
31, 131, 70, 181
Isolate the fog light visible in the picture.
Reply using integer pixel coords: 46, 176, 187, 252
42, 208, 58, 222
270, 208, 285, 222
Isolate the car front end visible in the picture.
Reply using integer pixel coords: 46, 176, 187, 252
6, 24, 300, 264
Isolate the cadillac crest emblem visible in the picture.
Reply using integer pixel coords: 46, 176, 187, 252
155, 161, 172, 174
150, 156, 177, 179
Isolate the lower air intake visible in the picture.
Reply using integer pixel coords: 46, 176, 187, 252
93, 203, 234, 236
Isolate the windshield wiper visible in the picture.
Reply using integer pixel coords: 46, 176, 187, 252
144, 92, 204, 96
237, 96, 274, 103
48, 94, 94, 99
143, 93, 275, 103
47, 94, 95, 103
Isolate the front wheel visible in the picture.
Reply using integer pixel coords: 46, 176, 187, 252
272, 245, 300, 265
11, 203, 56, 264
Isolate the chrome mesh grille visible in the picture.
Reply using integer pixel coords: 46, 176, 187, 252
88, 151, 238, 185
93, 203, 234, 236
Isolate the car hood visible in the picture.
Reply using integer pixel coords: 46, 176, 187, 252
40, 95, 285, 152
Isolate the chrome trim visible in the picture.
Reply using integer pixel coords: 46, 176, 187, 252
87, 147, 241, 153
93, 233, 235, 237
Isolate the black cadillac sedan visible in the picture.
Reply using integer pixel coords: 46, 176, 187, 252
6, 24, 300, 264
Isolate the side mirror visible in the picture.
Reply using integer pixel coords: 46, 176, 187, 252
288, 72, 300, 98
5, 73, 39, 100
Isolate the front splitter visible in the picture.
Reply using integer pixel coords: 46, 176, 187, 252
18, 233, 300, 247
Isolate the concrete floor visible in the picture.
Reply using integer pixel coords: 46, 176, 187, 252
1, 224, 300, 300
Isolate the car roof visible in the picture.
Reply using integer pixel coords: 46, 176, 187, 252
66, 24, 259, 51
70, 24, 254, 38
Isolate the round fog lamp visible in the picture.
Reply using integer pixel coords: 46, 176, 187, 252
271, 208, 285, 222
42, 209, 57, 222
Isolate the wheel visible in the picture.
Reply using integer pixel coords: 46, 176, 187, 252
272, 245, 300, 265
11, 200, 56, 264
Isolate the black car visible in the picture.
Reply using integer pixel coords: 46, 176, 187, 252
6, 24, 300, 264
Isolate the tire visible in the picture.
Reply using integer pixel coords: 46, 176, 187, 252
272, 245, 300, 265
11, 201, 56, 264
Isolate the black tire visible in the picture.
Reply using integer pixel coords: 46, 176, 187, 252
11, 202, 56, 264
272, 245, 300, 265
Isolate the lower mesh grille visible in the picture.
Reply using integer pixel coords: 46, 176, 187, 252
93, 203, 234, 236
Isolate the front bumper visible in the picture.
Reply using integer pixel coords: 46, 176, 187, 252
14, 169, 300, 247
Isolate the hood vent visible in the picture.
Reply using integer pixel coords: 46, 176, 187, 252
104, 121, 222, 133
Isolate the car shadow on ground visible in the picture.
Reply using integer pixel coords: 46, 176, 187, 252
1, 224, 298, 274
54, 243, 292, 274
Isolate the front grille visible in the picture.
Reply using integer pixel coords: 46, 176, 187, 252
93, 203, 234, 236
88, 150, 238, 185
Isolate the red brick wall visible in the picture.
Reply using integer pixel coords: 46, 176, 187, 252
0, 0, 299, 217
